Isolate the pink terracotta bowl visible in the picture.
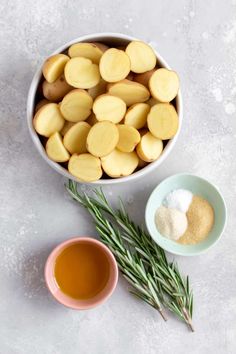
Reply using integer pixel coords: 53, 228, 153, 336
44, 237, 118, 309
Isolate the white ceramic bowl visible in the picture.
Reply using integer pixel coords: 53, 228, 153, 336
27, 32, 183, 185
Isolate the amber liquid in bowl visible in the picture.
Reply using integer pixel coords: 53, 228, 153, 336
54, 242, 110, 300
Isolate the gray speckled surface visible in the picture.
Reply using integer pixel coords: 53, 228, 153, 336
1, 0, 236, 353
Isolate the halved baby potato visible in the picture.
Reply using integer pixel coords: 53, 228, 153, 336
124, 103, 150, 129
101, 149, 139, 177
42, 75, 72, 102
86, 121, 119, 157
133, 69, 156, 87
35, 99, 50, 112
125, 41, 156, 73
147, 103, 179, 140
33, 103, 65, 137
136, 132, 163, 162
60, 121, 75, 136
60, 89, 93, 122
46, 132, 70, 162
149, 68, 179, 102
63, 121, 91, 154
88, 79, 107, 99
68, 42, 108, 64
93, 94, 126, 123
117, 125, 140, 152
107, 80, 150, 106
42, 54, 70, 83
64, 57, 100, 89
99, 48, 131, 82
68, 153, 102, 182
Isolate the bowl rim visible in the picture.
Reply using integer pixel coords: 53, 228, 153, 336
44, 236, 119, 309
145, 173, 227, 256
27, 32, 183, 185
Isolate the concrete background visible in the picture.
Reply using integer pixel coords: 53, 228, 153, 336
0, 0, 236, 353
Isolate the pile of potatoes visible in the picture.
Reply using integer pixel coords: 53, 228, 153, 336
33, 40, 180, 182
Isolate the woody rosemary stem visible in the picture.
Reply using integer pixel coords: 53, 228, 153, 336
66, 180, 194, 330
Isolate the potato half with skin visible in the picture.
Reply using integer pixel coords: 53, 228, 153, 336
124, 103, 150, 129
46, 132, 70, 162
116, 125, 140, 152
60, 89, 93, 122
147, 103, 179, 140
63, 121, 90, 154
60, 121, 75, 136
86, 121, 119, 157
42, 54, 70, 83
93, 94, 126, 123
149, 68, 179, 102
68, 153, 102, 182
136, 132, 163, 162
107, 80, 150, 106
68, 42, 108, 64
101, 149, 139, 178
33, 103, 65, 137
99, 48, 131, 82
133, 69, 156, 87
125, 41, 156, 73
64, 57, 100, 89
88, 79, 107, 99
35, 99, 50, 113
42, 75, 72, 102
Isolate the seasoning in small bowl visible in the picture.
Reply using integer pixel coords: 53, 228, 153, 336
145, 174, 227, 256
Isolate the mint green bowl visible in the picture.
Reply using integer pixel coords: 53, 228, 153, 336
145, 174, 227, 256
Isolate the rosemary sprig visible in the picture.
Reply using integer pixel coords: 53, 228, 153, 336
66, 180, 194, 331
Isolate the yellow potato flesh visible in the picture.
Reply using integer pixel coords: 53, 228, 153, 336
46, 132, 70, 162
60, 89, 93, 122
86, 121, 119, 157
136, 132, 163, 162
35, 99, 50, 112
101, 149, 139, 177
63, 121, 91, 154
93, 94, 126, 123
33, 103, 65, 137
42, 75, 72, 102
88, 79, 107, 99
68, 153, 102, 182
149, 68, 179, 102
117, 125, 140, 152
64, 57, 100, 89
125, 41, 156, 73
68, 42, 106, 64
99, 48, 131, 82
108, 80, 150, 106
147, 103, 179, 140
124, 103, 150, 129
42, 54, 70, 83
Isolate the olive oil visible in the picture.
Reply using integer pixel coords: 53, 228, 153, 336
54, 242, 110, 300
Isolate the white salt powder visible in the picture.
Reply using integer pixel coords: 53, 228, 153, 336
163, 189, 193, 213
155, 206, 188, 241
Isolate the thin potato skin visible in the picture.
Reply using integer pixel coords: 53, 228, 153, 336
42, 75, 72, 102
42, 54, 70, 83
124, 103, 150, 129
35, 99, 50, 113
147, 103, 179, 140
33, 103, 65, 137
60, 121, 75, 136
101, 149, 139, 177
68, 153, 102, 182
133, 69, 156, 87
